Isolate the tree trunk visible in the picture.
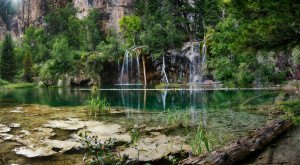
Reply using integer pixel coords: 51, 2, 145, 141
142, 55, 147, 85
179, 119, 293, 165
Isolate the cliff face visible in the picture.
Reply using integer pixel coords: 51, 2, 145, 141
1, 0, 133, 38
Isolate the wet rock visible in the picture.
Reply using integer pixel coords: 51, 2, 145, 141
0, 133, 14, 140
13, 146, 57, 158
43, 118, 85, 130
9, 123, 21, 128
44, 139, 82, 153
120, 133, 189, 162
0, 124, 11, 133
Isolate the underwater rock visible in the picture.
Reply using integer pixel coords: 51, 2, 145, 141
120, 133, 189, 162
10, 107, 23, 113
0, 124, 11, 133
13, 146, 57, 158
44, 139, 82, 153
0, 133, 14, 140
43, 118, 86, 130
9, 123, 21, 128
72, 120, 131, 144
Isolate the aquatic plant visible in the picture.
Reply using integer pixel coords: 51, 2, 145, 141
81, 133, 128, 165
86, 96, 111, 117
189, 125, 213, 156
280, 100, 300, 124
165, 109, 190, 127
130, 127, 140, 144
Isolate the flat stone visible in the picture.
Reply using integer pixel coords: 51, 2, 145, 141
13, 146, 57, 158
120, 133, 190, 162
43, 118, 85, 130
74, 121, 131, 144
0, 124, 11, 133
44, 139, 82, 153
10, 107, 23, 113
0, 133, 14, 140
9, 123, 21, 128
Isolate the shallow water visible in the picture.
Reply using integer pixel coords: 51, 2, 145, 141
0, 87, 294, 164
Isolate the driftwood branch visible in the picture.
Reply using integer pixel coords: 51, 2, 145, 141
179, 119, 293, 165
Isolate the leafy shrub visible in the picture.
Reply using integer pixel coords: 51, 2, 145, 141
86, 96, 111, 117
0, 79, 9, 86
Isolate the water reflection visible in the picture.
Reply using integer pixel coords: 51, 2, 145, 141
0, 87, 281, 113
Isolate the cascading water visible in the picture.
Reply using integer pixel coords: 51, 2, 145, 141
162, 55, 169, 84
188, 41, 207, 84
119, 49, 141, 85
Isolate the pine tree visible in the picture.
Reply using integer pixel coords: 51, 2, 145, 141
0, 34, 17, 81
23, 51, 33, 82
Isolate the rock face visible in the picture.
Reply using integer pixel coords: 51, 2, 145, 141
1, 0, 134, 39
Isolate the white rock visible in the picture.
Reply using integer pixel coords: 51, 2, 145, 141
13, 146, 56, 158
44, 139, 82, 153
43, 118, 85, 130
120, 133, 190, 162
0, 124, 11, 133
9, 123, 21, 128
0, 133, 14, 140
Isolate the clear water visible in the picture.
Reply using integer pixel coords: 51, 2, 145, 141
0, 86, 280, 111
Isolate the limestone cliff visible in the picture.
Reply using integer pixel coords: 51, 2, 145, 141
0, 0, 133, 39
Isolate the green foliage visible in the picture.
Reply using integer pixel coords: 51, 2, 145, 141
292, 45, 300, 65
23, 51, 34, 82
96, 31, 125, 61
21, 26, 48, 62
50, 36, 74, 73
1, 83, 35, 89
280, 100, 300, 124
165, 110, 190, 127
0, 78, 9, 86
80, 134, 128, 165
0, 34, 17, 81
86, 96, 111, 117
119, 15, 142, 45
130, 127, 140, 144
189, 125, 213, 156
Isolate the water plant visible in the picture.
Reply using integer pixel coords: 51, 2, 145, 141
86, 96, 111, 117
189, 125, 213, 156
130, 127, 140, 145
81, 133, 128, 165
280, 100, 300, 124
165, 109, 190, 127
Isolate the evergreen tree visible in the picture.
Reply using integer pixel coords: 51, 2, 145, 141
0, 34, 17, 81
23, 51, 33, 82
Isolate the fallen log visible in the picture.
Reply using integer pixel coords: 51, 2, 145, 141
179, 119, 294, 165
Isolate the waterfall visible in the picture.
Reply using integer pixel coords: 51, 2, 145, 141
189, 41, 207, 84
162, 55, 169, 84
119, 49, 141, 85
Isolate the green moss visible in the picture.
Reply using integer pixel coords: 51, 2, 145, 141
1, 83, 36, 89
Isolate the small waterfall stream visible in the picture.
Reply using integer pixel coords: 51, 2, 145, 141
119, 49, 141, 85
189, 41, 207, 84
162, 55, 169, 84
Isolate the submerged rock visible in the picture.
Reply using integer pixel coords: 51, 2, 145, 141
13, 146, 57, 158
10, 107, 23, 113
9, 123, 21, 128
0, 124, 11, 133
0, 133, 14, 140
120, 133, 189, 162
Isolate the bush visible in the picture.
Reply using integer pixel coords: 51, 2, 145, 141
0, 79, 9, 86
